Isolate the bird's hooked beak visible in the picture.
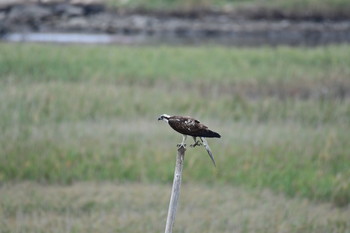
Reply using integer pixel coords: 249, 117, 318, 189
158, 114, 170, 122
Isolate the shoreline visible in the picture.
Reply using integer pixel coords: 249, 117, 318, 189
1, 2, 350, 45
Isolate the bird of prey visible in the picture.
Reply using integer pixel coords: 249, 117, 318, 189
158, 114, 221, 166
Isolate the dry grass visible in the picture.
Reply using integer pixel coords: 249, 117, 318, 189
0, 182, 349, 233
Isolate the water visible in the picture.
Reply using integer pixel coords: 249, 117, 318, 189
2, 26, 350, 46
3, 33, 149, 44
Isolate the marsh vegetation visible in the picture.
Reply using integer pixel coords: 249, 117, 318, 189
0, 43, 349, 232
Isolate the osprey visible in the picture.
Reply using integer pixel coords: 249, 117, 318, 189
158, 114, 221, 166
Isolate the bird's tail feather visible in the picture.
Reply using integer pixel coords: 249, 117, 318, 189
200, 137, 216, 167
203, 130, 221, 138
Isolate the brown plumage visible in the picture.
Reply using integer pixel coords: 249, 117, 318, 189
167, 116, 221, 138
158, 114, 221, 166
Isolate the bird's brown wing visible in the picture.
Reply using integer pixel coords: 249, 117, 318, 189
168, 116, 210, 137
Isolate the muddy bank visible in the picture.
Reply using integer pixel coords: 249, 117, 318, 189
1, 2, 350, 45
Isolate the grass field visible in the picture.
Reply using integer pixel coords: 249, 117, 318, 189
1, 43, 349, 205
103, 0, 350, 14
1, 182, 349, 233
0, 43, 349, 231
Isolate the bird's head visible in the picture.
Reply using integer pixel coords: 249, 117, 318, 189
158, 114, 170, 122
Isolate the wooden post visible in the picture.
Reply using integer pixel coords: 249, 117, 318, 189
164, 146, 186, 233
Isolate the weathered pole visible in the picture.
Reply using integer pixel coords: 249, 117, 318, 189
164, 145, 186, 233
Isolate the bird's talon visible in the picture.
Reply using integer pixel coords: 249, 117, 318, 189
190, 141, 202, 147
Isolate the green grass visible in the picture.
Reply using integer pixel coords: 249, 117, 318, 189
1, 44, 350, 83
0, 43, 349, 207
103, 0, 350, 14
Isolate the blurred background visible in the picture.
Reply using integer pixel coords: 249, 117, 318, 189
0, 0, 349, 232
